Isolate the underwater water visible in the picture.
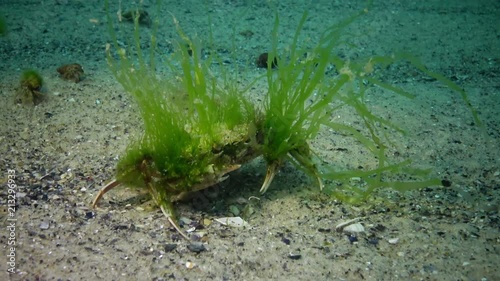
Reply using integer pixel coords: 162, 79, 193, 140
0, 0, 498, 280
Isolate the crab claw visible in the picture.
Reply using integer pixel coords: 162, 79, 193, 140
92, 179, 121, 208
260, 161, 281, 194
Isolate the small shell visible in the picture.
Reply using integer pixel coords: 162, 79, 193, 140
343, 223, 365, 234
185, 261, 195, 269
388, 238, 399, 244
335, 217, 361, 232
215, 217, 249, 227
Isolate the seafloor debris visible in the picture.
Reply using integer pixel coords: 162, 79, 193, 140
256, 52, 277, 68
57, 63, 84, 83
214, 217, 250, 228
121, 9, 151, 27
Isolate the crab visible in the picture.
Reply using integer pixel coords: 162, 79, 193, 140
91, 118, 325, 240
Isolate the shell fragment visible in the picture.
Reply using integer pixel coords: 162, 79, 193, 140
214, 217, 250, 227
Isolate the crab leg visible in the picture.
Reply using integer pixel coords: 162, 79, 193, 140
92, 179, 191, 240
159, 204, 190, 240
92, 179, 121, 208
260, 161, 281, 193
160, 164, 242, 240
288, 148, 324, 190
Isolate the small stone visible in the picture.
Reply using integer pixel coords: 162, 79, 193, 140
39, 221, 50, 230
85, 211, 95, 219
229, 205, 240, 216
235, 197, 248, 204
348, 235, 358, 244
187, 242, 206, 253
191, 231, 206, 240
16, 192, 27, 198
288, 253, 301, 260
179, 217, 192, 226
202, 218, 212, 227
164, 244, 177, 252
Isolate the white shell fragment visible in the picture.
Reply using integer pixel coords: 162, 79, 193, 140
388, 238, 399, 244
185, 261, 195, 269
342, 223, 365, 234
335, 217, 361, 232
214, 217, 250, 227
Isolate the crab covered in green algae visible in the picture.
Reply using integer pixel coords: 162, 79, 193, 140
92, 1, 479, 239
16, 69, 44, 105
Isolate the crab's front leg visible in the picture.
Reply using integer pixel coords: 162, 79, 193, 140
92, 178, 191, 240
91, 179, 121, 208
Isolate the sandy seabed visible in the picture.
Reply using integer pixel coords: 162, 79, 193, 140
0, 0, 498, 280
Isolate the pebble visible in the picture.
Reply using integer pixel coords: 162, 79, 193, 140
179, 217, 192, 226
85, 211, 95, 219
164, 244, 177, 252
235, 197, 248, 204
16, 192, 27, 198
348, 235, 358, 244
202, 218, 212, 227
288, 253, 302, 260
229, 205, 240, 216
39, 221, 50, 230
187, 242, 206, 253
281, 237, 291, 245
